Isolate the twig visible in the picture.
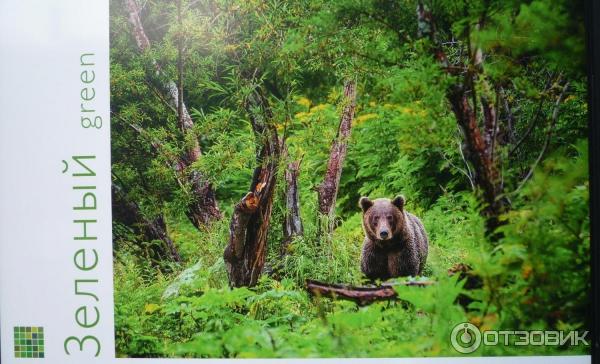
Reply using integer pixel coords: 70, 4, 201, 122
457, 138, 476, 190
111, 112, 186, 187
441, 149, 475, 191
144, 79, 179, 115
499, 86, 516, 145
490, 88, 500, 163
510, 74, 558, 155
513, 81, 570, 194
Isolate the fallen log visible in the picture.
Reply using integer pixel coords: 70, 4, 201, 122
305, 279, 435, 306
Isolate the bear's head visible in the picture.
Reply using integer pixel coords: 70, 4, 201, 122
359, 195, 406, 243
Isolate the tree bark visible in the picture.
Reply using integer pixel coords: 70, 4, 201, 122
124, 0, 221, 228
317, 80, 357, 225
305, 279, 434, 306
112, 182, 181, 263
223, 88, 281, 287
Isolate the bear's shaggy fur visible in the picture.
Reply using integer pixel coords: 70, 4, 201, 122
359, 196, 428, 280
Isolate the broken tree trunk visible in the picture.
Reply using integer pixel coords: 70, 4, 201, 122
223, 88, 281, 287
305, 279, 434, 306
112, 182, 181, 263
317, 80, 357, 227
281, 144, 303, 255
283, 160, 303, 243
124, 0, 221, 228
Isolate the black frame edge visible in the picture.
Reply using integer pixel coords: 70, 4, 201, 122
586, 0, 600, 362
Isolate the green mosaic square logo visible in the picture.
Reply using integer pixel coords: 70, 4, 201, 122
14, 327, 44, 359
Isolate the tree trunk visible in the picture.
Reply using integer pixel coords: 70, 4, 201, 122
282, 157, 303, 254
112, 182, 181, 263
447, 86, 505, 232
416, 3, 506, 234
223, 88, 281, 287
317, 80, 357, 227
124, 0, 221, 228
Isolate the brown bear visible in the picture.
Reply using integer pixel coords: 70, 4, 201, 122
359, 195, 428, 280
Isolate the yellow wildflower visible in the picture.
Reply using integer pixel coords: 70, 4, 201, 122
296, 96, 311, 109
355, 113, 379, 124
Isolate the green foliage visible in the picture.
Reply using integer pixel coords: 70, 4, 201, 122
469, 141, 590, 339
422, 192, 486, 277
276, 213, 364, 284
116, 273, 474, 358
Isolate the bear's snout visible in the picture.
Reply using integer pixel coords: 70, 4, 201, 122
376, 218, 393, 240
379, 229, 389, 239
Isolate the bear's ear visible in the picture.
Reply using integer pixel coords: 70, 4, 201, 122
392, 195, 405, 210
359, 197, 373, 212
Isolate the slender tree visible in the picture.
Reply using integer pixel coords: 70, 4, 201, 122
124, 0, 221, 228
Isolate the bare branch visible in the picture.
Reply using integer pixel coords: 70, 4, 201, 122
442, 144, 475, 191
